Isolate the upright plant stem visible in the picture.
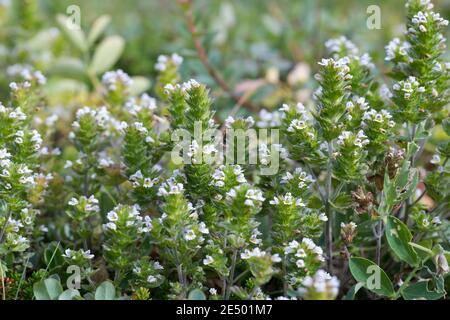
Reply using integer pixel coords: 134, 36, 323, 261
325, 142, 334, 272
225, 249, 238, 300
374, 220, 384, 266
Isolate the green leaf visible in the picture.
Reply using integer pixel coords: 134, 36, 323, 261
343, 282, 364, 300
49, 57, 87, 82
409, 242, 434, 258
129, 76, 151, 96
401, 281, 445, 300
56, 14, 88, 53
188, 289, 206, 300
33, 278, 63, 300
386, 216, 419, 266
442, 118, 450, 136
58, 289, 82, 300
88, 15, 111, 46
330, 193, 353, 212
349, 257, 395, 297
95, 281, 116, 300
89, 35, 125, 74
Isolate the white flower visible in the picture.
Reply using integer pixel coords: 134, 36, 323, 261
0, 148, 11, 159
184, 229, 196, 241
158, 179, 184, 196
147, 275, 158, 284
105, 222, 117, 231
198, 222, 209, 234
209, 288, 217, 295
102, 69, 132, 91
203, 255, 214, 265
296, 259, 305, 268
430, 154, 441, 165
68, 198, 79, 206
107, 211, 119, 221
271, 254, 282, 263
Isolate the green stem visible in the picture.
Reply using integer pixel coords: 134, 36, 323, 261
225, 249, 238, 300
325, 142, 334, 272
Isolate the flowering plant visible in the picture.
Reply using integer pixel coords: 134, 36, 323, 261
0, 0, 449, 301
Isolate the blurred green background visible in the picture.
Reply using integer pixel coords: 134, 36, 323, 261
0, 0, 449, 114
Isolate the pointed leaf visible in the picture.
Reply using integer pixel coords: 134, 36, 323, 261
95, 281, 116, 300
402, 281, 445, 300
33, 278, 63, 300
56, 14, 88, 53
349, 257, 395, 297
59, 289, 81, 300
386, 216, 419, 266
88, 15, 111, 46
89, 35, 125, 74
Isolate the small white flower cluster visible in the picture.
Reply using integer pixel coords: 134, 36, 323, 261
285, 238, 325, 269
281, 168, 315, 190
226, 185, 265, 207
133, 122, 155, 143
72, 106, 114, 131
62, 248, 94, 260
298, 269, 340, 299
157, 178, 184, 197
125, 93, 157, 115
325, 36, 359, 57
380, 84, 393, 101
13, 129, 43, 150
257, 109, 282, 128
385, 38, 411, 62
269, 192, 305, 207
362, 109, 395, 128
317, 57, 352, 80
8, 66, 46, 90
351, 53, 375, 69
184, 221, 209, 242
104, 204, 152, 233
154, 53, 183, 71
102, 69, 132, 91
210, 164, 247, 188
224, 116, 255, 129
98, 155, 114, 168
186, 140, 218, 165
164, 79, 200, 94
422, 215, 442, 227
241, 247, 281, 263
346, 96, 370, 113
392, 76, 425, 99
337, 130, 369, 148
68, 195, 100, 213
129, 170, 158, 189
0, 105, 27, 121
410, 11, 448, 34
244, 188, 266, 207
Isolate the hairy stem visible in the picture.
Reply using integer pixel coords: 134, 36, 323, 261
225, 248, 238, 300
325, 142, 334, 272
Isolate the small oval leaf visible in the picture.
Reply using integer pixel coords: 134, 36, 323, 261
349, 257, 395, 298
386, 216, 419, 266
188, 289, 206, 300
89, 36, 125, 74
88, 15, 111, 46
33, 278, 63, 300
95, 281, 116, 300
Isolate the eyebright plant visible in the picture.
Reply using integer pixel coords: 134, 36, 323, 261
0, 0, 449, 301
